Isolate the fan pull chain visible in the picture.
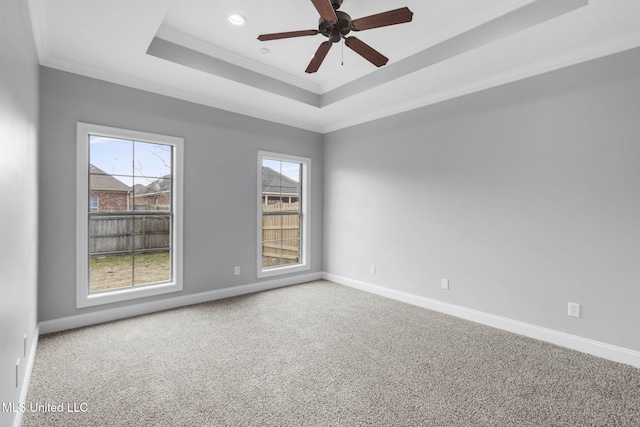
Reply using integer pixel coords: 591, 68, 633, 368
341, 39, 344, 66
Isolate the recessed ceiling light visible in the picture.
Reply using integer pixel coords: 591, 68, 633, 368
260, 48, 270, 54
228, 14, 246, 26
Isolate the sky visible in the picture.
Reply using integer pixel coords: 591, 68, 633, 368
90, 136, 302, 186
90, 136, 172, 187
263, 159, 301, 182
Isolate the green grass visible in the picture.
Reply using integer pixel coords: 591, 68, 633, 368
90, 252, 170, 292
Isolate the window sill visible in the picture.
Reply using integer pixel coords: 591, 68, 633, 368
77, 281, 183, 308
257, 263, 310, 279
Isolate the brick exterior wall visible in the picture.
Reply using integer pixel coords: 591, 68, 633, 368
134, 192, 170, 211
91, 191, 131, 211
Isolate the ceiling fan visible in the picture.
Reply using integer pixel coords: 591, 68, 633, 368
257, 0, 413, 74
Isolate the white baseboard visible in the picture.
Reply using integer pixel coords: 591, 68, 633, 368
323, 273, 640, 369
39, 272, 322, 335
13, 325, 40, 427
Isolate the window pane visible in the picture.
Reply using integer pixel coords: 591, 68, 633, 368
89, 215, 134, 255
133, 215, 171, 252
90, 254, 133, 292
280, 161, 301, 196
282, 214, 301, 240
133, 176, 171, 212
134, 141, 172, 179
133, 215, 171, 286
262, 161, 282, 196
262, 214, 283, 243
261, 213, 300, 270
89, 215, 134, 292
261, 239, 301, 268
133, 250, 171, 286
89, 136, 133, 176
281, 239, 301, 266
262, 240, 282, 269
89, 174, 132, 212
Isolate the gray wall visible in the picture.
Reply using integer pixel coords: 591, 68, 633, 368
324, 48, 640, 352
38, 68, 323, 322
0, 0, 40, 424
27, 20, 640, 369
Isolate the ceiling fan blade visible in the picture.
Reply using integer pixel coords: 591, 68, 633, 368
311, 0, 338, 23
351, 7, 413, 31
258, 30, 319, 41
305, 41, 332, 74
344, 37, 388, 67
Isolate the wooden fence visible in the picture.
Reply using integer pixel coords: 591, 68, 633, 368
90, 205, 298, 263
89, 215, 170, 254
262, 202, 300, 265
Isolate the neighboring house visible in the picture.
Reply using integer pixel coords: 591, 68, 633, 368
261, 166, 300, 205
129, 167, 297, 212
89, 164, 132, 211
133, 176, 171, 211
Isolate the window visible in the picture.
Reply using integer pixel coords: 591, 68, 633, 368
77, 123, 183, 308
257, 151, 310, 278
90, 195, 99, 212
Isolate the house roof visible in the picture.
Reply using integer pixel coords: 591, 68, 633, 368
90, 164, 131, 192
133, 176, 171, 197
262, 167, 300, 196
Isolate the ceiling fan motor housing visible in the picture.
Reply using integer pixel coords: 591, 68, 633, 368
318, 10, 351, 43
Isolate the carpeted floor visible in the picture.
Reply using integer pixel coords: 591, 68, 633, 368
23, 280, 640, 426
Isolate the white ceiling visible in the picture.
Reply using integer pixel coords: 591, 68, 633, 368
27, 0, 640, 133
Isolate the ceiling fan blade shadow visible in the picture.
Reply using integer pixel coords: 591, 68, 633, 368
258, 30, 319, 41
305, 41, 333, 73
311, 0, 338, 23
351, 7, 413, 31
344, 37, 388, 67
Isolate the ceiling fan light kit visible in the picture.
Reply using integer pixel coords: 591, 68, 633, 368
257, 0, 413, 73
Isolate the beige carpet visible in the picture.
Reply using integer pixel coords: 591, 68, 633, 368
23, 281, 640, 426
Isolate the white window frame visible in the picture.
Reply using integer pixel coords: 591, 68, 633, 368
257, 151, 310, 278
76, 122, 184, 308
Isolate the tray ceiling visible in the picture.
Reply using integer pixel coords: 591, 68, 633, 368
28, 0, 640, 132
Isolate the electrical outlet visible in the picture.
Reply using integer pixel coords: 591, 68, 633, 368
568, 302, 581, 318
370, 264, 376, 274
441, 278, 449, 290
234, 266, 240, 276
16, 359, 20, 388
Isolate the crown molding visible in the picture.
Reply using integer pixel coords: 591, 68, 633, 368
323, 33, 640, 133
27, 0, 50, 63
40, 56, 324, 133
38, 30, 640, 136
